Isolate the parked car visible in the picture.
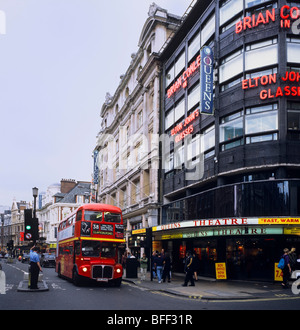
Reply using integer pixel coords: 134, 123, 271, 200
41, 253, 56, 268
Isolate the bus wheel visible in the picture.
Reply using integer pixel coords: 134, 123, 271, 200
72, 269, 82, 287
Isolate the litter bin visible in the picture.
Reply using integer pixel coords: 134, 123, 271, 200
126, 258, 138, 278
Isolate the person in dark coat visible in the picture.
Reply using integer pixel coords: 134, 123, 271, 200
162, 252, 172, 283
182, 251, 195, 287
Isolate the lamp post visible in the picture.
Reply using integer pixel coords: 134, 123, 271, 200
32, 187, 38, 244
32, 187, 38, 219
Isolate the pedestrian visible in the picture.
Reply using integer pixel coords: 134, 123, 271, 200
182, 251, 195, 287
281, 248, 292, 289
162, 252, 172, 283
121, 251, 127, 270
140, 253, 148, 281
192, 251, 200, 281
29, 246, 42, 290
154, 253, 164, 283
151, 251, 157, 279
289, 247, 297, 271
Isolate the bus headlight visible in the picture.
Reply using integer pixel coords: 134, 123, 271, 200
116, 268, 122, 273
82, 267, 88, 273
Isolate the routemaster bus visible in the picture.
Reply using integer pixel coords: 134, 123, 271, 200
56, 204, 125, 287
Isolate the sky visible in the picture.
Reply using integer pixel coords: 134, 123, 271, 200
0, 0, 192, 208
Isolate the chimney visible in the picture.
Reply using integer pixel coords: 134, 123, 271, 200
61, 179, 77, 194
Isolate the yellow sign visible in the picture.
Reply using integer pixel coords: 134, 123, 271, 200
132, 228, 146, 235
284, 227, 300, 235
215, 263, 227, 280
161, 234, 183, 240
259, 218, 300, 225
274, 263, 283, 282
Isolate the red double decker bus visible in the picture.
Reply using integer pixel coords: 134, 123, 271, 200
56, 204, 125, 287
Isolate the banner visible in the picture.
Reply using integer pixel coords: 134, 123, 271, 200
200, 46, 214, 115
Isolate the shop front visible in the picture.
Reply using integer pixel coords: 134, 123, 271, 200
152, 218, 300, 281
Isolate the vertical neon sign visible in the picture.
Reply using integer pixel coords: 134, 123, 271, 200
200, 46, 214, 115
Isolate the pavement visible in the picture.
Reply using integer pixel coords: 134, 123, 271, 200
123, 271, 299, 300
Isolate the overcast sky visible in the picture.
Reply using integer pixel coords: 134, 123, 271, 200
0, 0, 192, 208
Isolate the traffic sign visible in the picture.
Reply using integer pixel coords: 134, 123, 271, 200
25, 233, 32, 240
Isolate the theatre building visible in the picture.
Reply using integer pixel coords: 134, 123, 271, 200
155, 0, 300, 281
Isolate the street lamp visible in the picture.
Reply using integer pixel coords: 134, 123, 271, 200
32, 187, 38, 219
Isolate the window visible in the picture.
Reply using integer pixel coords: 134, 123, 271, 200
288, 102, 300, 140
220, 111, 243, 150
220, 0, 243, 26
188, 84, 200, 111
164, 152, 174, 172
175, 52, 185, 77
287, 37, 300, 64
104, 212, 121, 223
76, 210, 82, 222
201, 14, 215, 46
245, 104, 278, 135
174, 145, 184, 169
165, 109, 174, 130
245, 38, 278, 71
137, 110, 143, 129
203, 125, 215, 158
84, 211, 103, 221
220, 49, 243, 83
188, 32, 200, 62
246, 67, 278, 80
245, 0, 270, 8
175, 99, 185, 123
166, 65, 175, 87
245, 104, 278, 144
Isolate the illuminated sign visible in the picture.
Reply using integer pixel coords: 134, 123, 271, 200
154, 217, 300, 232
200, 46, 214, 115
242, 71, 300, 100
171, 109, 199, 143
167, 55, 201, 98
215, 263, 227, 280
236, 6, 300, 34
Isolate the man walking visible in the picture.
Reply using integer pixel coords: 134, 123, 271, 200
182, 251, 195, 287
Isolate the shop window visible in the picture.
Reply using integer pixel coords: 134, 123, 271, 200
245, 38, 278, 71
219, 49, 243, 84
220, 0, 243, 26
245, 103, 278, 138
287, 37, 300, 64
220, 111, 244, 150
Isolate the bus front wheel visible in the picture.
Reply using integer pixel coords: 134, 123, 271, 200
72, 268, 82, 287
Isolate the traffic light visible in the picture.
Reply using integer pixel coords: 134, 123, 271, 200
24, 209, 39, 242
